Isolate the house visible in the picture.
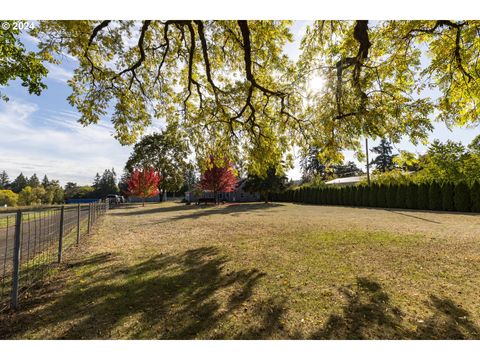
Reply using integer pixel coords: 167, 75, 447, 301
324, 175, 365, 186
185, 179, 261, 203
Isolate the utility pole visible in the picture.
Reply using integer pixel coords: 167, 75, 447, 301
365, 138, 371, 186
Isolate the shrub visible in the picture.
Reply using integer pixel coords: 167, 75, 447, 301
429, 182, 443, 211
368, 184, 378, 207
386, 185, 397, 208
349, 186, 355, 205
471, 182, 480, 213
18, 186, 38, 206
362, 186, 370, 207
355, 186, 363, 206
377, 185, 387, 208
454, 182, 471, 212
395, 184, 406, 209
405, 183, 418, 209
0, 189, 19, 207
417, 183, 429, 210
331, 188, 339, 205
441, 183, 455, 211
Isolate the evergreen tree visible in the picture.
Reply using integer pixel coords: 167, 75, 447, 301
352, 186, 358, 206
355, 186, 363, 206
377, 185, 387, 208
429, 182, 443, 211
27, 173, 40, 188
41, 175, 50, 187
0, 170, 9, 189
386, 185, 397, 208
471, 182, 480, 213
417, 183, 430, 210
395, 184, 406, 208
10, 173, 28, 193
362, 186, 370, 207
405, 183, 418, 209
454, 182, 471, 212
441, 183, 455, 211
370, 138, 396, 172
369, 184, 378, 207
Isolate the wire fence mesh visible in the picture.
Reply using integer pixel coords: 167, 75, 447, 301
0, 201, 107, 312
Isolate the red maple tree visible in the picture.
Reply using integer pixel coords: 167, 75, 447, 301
199, 156, 237, 203
127, 168, 161, 206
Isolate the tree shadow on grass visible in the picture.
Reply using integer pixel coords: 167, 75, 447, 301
2, 261, 479, 339
384, 209, 442, 224
310, 277, 480, 339
123, 203, 285, 226
0, 246, 268, 339
111, 202, 284, 221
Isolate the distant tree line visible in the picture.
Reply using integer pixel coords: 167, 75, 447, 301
0, 168, 123, 207
0, 172, 64, 207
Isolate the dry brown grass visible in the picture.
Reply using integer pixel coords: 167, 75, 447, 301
1, 201, 479, 339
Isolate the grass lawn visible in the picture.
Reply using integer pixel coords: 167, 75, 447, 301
1, 201, 479, 339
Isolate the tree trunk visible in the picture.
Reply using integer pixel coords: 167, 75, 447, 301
264, 191, 269, 203
214, 191, 218, 205
142, 198, 145, 207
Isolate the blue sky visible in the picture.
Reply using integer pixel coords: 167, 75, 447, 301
0, 21, 478, 185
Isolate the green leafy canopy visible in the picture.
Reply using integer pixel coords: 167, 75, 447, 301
3, 20, 480, 175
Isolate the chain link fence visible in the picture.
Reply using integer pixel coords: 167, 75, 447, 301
0, 201, 108, 312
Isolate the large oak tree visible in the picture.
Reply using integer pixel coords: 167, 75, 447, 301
5, 20, 478, 174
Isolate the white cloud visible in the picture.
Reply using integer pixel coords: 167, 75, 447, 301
45, 63, 74, 83
0, 98, 132, 185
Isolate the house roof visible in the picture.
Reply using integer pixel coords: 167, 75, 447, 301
325, 176, 364, 185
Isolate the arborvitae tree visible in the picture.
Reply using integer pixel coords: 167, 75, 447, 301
324, 187, 330, 205
386, 185, 398, 208
429, 182, 443, 210
471, 182, 480, 213
349, 186, 356, 206
395, 184, 406, 209
343, 186, 350, 206
329, 188, 335, 205
368, 184, 377, 207
322, 188, 328, 204
334, 188, 341, 205
332, 187, 338, 205
377, 185, 387, 208
454, 182, 471, 212
417, 183, 429, 210
335, 187, 341, 205
362, 186, 370, 207
342, 187, 349, 205
354, 186, 363, 206
441, 183, 455, 211
405, 183, 418, 209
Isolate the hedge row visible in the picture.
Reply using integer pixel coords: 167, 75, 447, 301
271, 182, 480, 212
